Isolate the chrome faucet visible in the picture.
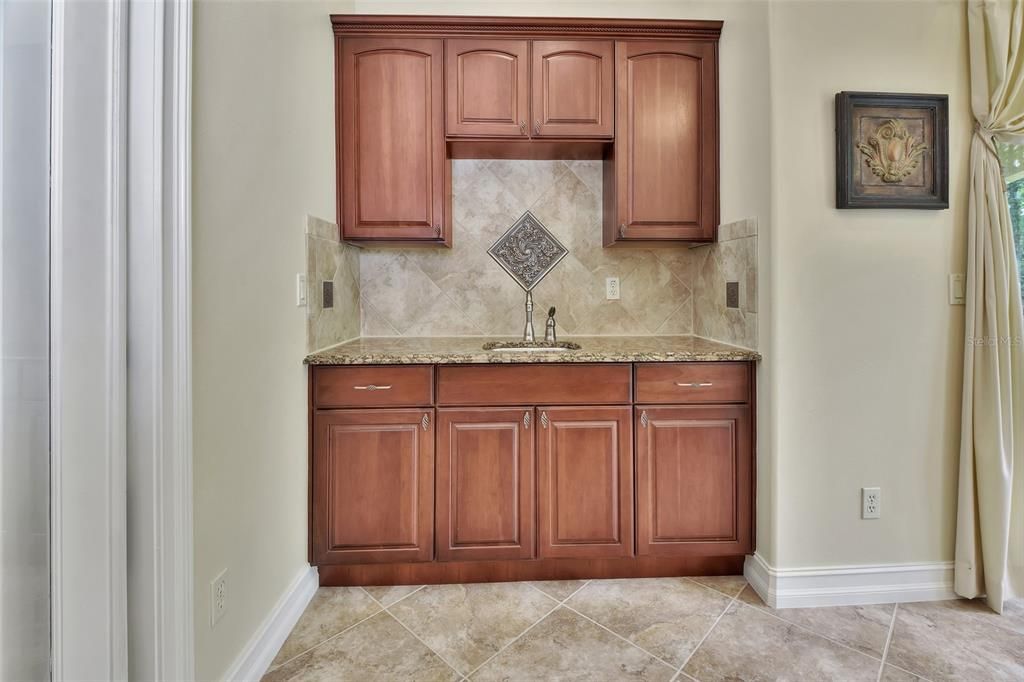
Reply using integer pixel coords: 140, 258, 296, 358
545, 307, 557, 344
523, 291, 535, 342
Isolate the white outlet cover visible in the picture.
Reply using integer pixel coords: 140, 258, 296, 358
862, 487, 881, 519
211, 569, 228, 627
296, 273, 308, 307
606, 277, 620, 300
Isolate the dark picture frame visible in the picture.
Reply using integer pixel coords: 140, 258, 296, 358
836, 91, 949, 209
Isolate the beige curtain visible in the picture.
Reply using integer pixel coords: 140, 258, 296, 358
955, 0, 1024, 613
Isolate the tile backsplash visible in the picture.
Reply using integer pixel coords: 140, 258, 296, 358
306, 215, 359, 352
305, 160, 757, 351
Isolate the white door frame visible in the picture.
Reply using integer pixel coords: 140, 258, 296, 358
49, 0, 128, 678
50, 0, 194, 678
126, 0, 195, 679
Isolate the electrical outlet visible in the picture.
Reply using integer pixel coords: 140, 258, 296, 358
210, 569, 228, 627
606, 277, 620, 300
296, 274, 307, 307
726, 281, 740, 309
322, 280, 334, 309
862, 487, 881, 519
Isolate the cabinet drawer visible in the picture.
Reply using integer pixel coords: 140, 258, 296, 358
313, 366, 434, 408
437, 364, 631, 406
635, 362, 749, 404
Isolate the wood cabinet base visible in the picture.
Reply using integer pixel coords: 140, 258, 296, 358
319, 554, 744, 587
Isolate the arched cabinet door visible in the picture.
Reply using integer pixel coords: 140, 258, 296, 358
340, 38, 445, 242
531, 41, 614, 138
610, 40, 719, 243
446, 39, 529, 137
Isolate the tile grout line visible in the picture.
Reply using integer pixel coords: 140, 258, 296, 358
731, 586, 890, 667
558, 602, 680, 672
460, 580, 594, 678
381, 602, 469, 679
462, 599, 568, 677
877, 603, 898, 682
671, 590, 741, 681
264, 601, 386, 673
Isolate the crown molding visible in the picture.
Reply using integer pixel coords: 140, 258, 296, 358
330, 14, 723, 40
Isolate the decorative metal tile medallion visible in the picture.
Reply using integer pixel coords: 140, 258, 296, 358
487, 211, 568, 291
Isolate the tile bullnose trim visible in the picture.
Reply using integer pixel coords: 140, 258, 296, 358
744, 553, 957, 610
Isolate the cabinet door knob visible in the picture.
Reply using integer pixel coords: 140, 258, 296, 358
519, 121, 526, 135
534, 120, 541, 135
523, 411, 531, 429
640, 410, 649, 428
421, 413, 430, 431
619, 223, 627, 238
434, 224, 441, 236
540, 411, 549, 429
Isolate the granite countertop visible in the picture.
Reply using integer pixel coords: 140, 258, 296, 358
304, 335, 761, 365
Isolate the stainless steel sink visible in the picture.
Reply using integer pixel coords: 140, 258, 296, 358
482, 340, 582, 352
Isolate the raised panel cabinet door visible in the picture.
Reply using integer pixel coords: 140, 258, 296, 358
610, 40, 719, 243
436, 408, 535, 561
636, 405, 752, 556
312, 409, 435, 564
532, 41, 614, 138
340, 38, 445, 241
537, 406, 633, 558
446, 39, 529, 137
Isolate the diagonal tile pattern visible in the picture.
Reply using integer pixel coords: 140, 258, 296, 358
565, 578, 731, 667
263, 577, 1024, 682
357, 160, 698, 337
386, 582, 557, 675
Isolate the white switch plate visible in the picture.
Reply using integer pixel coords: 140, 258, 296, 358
948, 273, 965, 305
606, 277, 620, 300
210, 569, 228, 627
296, 273, 307, 306
862, 487, 881, 519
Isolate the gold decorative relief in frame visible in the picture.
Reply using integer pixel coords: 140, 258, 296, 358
856, 118, 928, 184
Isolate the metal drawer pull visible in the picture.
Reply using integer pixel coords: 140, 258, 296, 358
540, 411, 549, 428
421, 413, 430, 431
353, 384, 392, 391
640, 410, 649, 428
523, 411, 531, 429
676, 382, 713, 388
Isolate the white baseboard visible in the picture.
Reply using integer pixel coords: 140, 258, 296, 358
744, 553, 957, 609
223, 565, 319, 681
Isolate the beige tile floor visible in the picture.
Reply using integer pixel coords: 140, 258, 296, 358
262, 576, 1024, 681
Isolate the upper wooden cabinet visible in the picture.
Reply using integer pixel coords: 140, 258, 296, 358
338, 38, 447, 243
446, 39, 530, 137
532, 41, 614, 138
607, 40, 720, 244
331, 16, 721, 246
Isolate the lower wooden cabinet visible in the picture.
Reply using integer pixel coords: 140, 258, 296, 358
636, 405, 752, 556
309, 361, 756, 581
435, 408, 535, 561
537, 406, 633, 558
311, 409, 435, 564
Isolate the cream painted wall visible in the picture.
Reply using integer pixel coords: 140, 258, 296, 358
192, 1, 351, 679
192, 0, 970, 675
768, 0, 970, 568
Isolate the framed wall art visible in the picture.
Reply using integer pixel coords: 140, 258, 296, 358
835, 91, 949, 209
